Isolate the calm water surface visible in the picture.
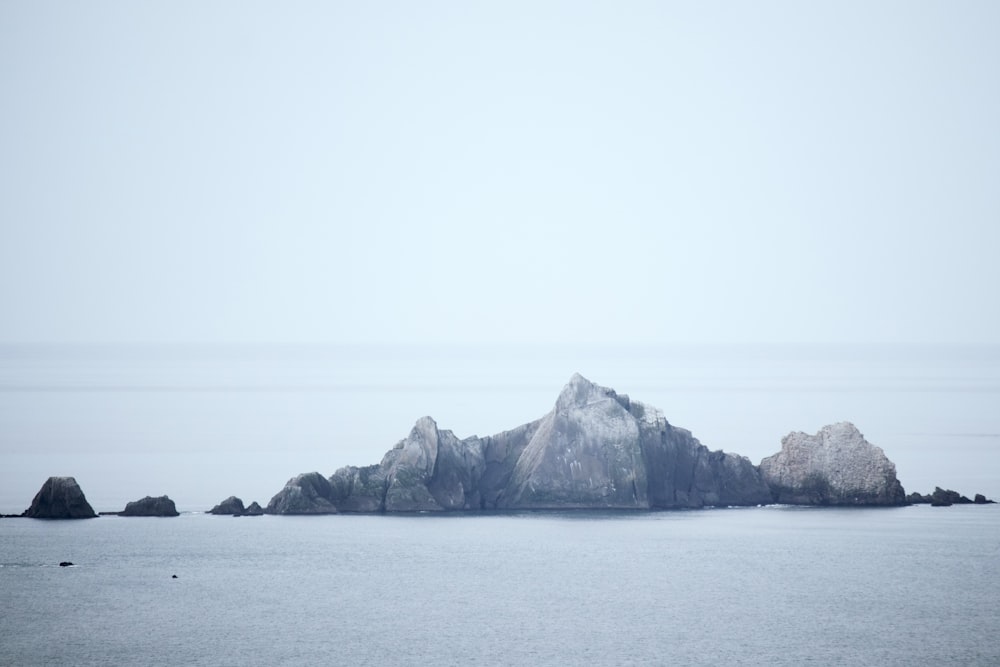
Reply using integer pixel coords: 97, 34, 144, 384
2, 506, 998, 666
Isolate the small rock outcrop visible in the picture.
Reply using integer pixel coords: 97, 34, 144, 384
208, 496, 266, 515
907, 487, 996, 506
759, 423, 907, 505
209, 496, 246, 515
265, 472, 337, 514
23, 477, 97, 519
119, 495, 180, 517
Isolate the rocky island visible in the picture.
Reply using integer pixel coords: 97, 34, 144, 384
11, 375, 993, 518
117, 495, 180, 517
21, 476, 97, 519
208, 496, 265, 516
264, 374, 921, 514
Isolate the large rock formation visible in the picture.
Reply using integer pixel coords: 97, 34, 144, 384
759, 422, 906, 505
119, 495, 180, 516
23, 476, 97, 519
268, 374, 773, 513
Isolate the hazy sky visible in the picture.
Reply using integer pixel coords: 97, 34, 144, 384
2, 1, 999, 345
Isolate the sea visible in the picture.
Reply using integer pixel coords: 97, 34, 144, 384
1, 507, 998, 666
1, 343, 999, 664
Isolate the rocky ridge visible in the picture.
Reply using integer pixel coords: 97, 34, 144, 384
267, 373, 774, 513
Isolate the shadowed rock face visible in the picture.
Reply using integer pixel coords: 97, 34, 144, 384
120, 495, 180, 516
209, 496, 246, 515
759, 422, 906, 505
268, 374, 773, 513
23, 476, 97, 519
209, 496, 266, 515
266, 472, 337, 514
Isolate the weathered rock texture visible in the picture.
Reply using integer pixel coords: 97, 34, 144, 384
267, 374, 773, 513
119, 495, 180, 516
759, 422, 906, 505
266, 472, 338, 514
23, 476, 97, 519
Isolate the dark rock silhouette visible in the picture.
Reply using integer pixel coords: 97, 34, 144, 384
209, 496, 266, 515
23, 477, 97, 519
906, 488, 993, 505
119, 495, 180, 517
59, 561, 74, 567
209, 496, 246, 515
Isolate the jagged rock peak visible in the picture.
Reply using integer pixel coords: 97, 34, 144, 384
23, 476, 97, 519
759, 422, 906, 506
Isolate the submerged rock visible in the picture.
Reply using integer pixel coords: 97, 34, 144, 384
759, 423, 906, 505
119, 495, 180, 517
23, 477, 97, 519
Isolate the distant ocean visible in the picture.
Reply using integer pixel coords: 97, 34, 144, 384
2, 507, 998, 665
2, 343, 999, 665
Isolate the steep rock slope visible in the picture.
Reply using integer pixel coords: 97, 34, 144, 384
23, 476, 97, 519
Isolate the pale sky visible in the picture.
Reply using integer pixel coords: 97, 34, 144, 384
2, 1, 998, 345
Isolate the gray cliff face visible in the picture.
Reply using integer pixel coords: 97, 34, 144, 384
23, 476, 97, 519
120, 495, 180, 516
759, 422, 906, 505
502, 374, 771, 508
266, 472, 337, 514
267, 374, 773, 513
502, 376, 648, 508
209, 496, 246, 515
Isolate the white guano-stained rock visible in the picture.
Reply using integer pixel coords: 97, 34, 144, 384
759, 422, 906, 505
